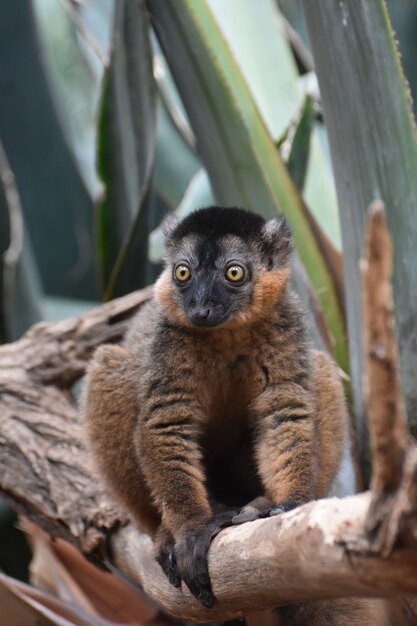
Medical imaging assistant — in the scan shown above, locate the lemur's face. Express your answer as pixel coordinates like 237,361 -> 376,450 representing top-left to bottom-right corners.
168,234 -> 260,328
155,207 -> 293,330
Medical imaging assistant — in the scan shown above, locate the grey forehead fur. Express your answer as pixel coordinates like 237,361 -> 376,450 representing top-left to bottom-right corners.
165,233 -> 201,265
165,233 -> 261,268
163,210 -> 292,266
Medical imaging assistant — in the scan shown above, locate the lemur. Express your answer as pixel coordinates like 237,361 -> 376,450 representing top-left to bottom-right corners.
82,206 -> 382,624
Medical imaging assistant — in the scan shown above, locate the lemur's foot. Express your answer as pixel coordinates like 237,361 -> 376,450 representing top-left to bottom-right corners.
232,496 -> 298,525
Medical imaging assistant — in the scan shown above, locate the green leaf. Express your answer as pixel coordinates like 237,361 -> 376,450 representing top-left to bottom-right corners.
303,0 -> 417,462
153,40 -> 196,151
146,0 -> 347,372
285,94 -> 314,191
97,0 -> 157,298
0,2 -> 96,299
207,0 -> 300,138
152,41 -> 203,211
149,168 -> 214,263
207,0 -> 341,248
153,101 -> 202,211
32,0 -> 111,201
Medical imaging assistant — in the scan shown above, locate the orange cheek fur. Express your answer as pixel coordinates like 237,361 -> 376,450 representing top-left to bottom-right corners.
154,270 -> 189,326
233,267 -> 291,327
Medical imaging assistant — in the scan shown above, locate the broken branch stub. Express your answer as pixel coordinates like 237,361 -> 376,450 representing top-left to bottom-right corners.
361,201 -> 417,555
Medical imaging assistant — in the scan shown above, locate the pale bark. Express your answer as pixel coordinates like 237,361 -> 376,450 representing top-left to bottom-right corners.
113,493 -> 417,622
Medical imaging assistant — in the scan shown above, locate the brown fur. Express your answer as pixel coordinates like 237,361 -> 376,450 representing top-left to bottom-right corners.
83,266 -> 347,535
154,269 -> 189,328
82,209 -> 377,622
313,350 -> 347,497
83,299 -> 345,526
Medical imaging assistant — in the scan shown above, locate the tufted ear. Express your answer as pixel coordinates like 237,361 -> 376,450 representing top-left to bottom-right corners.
261,215 -> 293,268
162,213 -> 180,240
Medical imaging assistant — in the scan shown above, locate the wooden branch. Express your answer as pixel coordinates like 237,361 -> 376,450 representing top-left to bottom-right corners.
0,286 -> 152,386
360,201 -> 417,556
0,287 -> 152,554
112,494 -> 417,622
361,201 -> 407,494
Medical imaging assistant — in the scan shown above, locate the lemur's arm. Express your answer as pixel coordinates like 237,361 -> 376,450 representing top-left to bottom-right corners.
137,392 -> 211,532
253,379 -> 319,508
137,370 -> 235,608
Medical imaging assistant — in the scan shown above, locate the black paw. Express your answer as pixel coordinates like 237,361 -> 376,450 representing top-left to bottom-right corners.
156,536 -> 181,588
175,511 -> 237,608
175,529 -> 214,607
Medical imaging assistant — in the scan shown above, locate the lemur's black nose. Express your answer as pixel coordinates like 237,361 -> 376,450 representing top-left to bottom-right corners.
200,309 -> 211,320
189,307 -> 212,325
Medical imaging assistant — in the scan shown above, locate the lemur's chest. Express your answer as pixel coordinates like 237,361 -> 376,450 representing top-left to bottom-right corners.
194,334 -> 266,423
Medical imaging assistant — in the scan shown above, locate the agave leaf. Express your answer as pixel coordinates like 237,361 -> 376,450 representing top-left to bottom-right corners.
0,2 -> 96,299
67,0 -> 115,61
280,97 -> 343,297
32,0 -> 110,202
153,41 -> 196,151
153,101 -> 201,212
207,0 -> 299,138
281,95 -> 344,313
207,0 -> 340,248
149,168 -> 214,263
97,0 -> 157,298
152,39 -> 204,211
146,0 -> 347,370
303,0 -> 417,464
283,94 -> 314,191
149,94 -> 314,264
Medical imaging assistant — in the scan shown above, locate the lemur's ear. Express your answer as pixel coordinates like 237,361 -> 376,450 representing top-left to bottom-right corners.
162,213 -> 180,240
261,215 -> 293,268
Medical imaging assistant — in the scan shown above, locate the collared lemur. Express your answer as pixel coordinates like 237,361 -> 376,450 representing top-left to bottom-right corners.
83,206 -> 390,624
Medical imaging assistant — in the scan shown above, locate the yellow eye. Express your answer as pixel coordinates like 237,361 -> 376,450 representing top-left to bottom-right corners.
175,264 -> 191,282
225,265 -> 245,283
